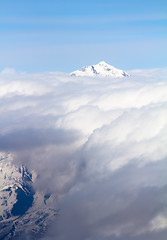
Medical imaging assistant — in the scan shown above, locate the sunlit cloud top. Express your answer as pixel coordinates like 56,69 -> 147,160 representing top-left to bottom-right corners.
0,67 -> 167,239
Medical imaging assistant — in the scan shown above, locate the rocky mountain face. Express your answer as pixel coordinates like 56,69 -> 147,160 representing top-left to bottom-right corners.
0,152 -> 57,240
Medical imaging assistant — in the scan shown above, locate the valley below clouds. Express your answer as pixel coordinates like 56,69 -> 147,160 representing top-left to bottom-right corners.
0,68 -> 167,239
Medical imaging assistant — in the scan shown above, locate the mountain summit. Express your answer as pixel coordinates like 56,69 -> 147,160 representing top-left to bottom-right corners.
70,61 -> 129,78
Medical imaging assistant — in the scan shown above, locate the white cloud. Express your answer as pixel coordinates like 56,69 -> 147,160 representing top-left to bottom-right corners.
1,67 -> 16,75
0,68 -> 167,239
150,215 -> 167,231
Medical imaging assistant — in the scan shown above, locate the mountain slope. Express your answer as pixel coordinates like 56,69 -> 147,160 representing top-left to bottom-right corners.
0,152 -> 58,239
70,61 -> 129,78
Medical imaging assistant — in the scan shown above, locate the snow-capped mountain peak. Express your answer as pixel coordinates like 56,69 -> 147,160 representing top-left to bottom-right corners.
98,61 -> 108,65
70,61 -> 129,78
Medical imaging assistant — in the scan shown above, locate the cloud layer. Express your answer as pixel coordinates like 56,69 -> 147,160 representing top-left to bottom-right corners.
0,67 -> 167,239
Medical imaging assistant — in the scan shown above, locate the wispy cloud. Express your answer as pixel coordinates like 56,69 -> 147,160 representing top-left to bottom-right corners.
1,14 -> 167,25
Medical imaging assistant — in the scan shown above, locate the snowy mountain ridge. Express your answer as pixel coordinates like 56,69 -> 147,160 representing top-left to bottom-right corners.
70,61 -> 129,78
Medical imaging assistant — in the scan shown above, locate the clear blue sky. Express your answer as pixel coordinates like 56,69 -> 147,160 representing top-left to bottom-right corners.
0,0 -> 167,72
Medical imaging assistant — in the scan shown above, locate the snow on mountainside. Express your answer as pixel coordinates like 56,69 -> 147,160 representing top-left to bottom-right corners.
70,61 -> 129,78
0,152 -> 58,239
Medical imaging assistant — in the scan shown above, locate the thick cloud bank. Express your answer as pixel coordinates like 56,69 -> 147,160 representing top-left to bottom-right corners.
0,67 -> 167,239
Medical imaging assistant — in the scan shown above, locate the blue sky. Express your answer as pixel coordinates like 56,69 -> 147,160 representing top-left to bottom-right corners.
0,0 -> 167,72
